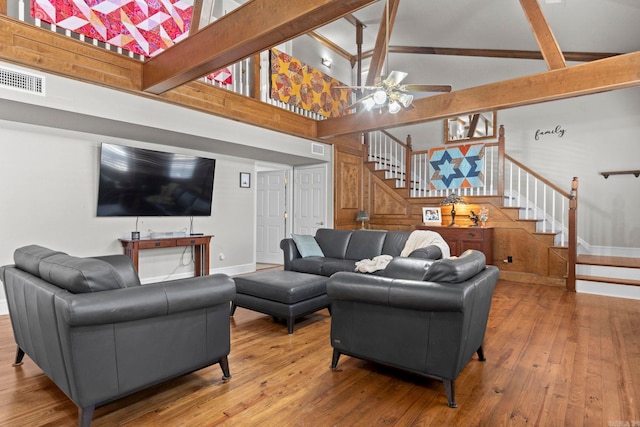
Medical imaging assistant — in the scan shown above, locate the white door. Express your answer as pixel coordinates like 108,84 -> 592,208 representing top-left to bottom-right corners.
256,170 -> 287,264
294,165 -> 327,235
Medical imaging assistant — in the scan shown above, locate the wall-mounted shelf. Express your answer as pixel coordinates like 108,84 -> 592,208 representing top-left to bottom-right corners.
600,170 -> 640,179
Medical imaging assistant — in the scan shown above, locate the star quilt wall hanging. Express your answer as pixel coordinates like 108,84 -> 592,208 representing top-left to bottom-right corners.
31,0 -> 193,57
429,143 -> 485,190
270,48 -> 353,118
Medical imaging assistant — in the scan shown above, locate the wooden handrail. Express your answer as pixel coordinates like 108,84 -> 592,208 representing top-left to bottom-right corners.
381,130 -> 410,148
505,153 -> 571,199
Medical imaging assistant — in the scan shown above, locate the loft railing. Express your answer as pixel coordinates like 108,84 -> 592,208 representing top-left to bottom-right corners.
365,126 -> 573,246
7,2 -> 327,120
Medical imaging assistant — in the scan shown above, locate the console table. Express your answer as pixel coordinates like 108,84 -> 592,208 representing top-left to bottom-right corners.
416,225 -> 493,264
120,235 -> 213,276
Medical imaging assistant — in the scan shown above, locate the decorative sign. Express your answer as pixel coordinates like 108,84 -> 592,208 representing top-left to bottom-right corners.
535,125 -> 566,140
429,144 -> 485,190
31,0 -> 193,57
269,48 -> 352,118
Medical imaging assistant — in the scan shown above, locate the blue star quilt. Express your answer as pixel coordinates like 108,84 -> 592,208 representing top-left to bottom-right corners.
429,144 -> 485,190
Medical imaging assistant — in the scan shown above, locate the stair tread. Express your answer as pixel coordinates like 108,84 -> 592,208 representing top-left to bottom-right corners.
577,254 -> 640,269
576,275 -> 640,287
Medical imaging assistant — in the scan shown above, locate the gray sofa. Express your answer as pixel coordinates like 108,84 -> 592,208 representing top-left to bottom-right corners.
0,245 -> 236,427
280,228 -> 443,277
328,250 -> 499,408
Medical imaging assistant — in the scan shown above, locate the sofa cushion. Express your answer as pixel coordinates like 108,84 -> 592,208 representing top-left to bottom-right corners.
13,245 -> 67,278
291,234 -> 325,258
39,254 -> 128,293
383,257 -> 435,281
321,259 -> 358,276
381,231 -> 411,257
315,229 -> 352,259
423,250 -> 486,283
345,230 -> 387,261
290,257 -> 327,275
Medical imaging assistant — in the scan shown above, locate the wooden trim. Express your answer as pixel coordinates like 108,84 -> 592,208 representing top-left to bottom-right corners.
519,0 -> 566,69
505,153 -> 571,198
567,177 -> 578,291
497,125 -> 505,203
381,130 -> 408,147
189,0 -> 205,34
362,46 -> 620,62
142,0 -> 376,94
316,51 -> 640,138
0,0 -> 7,16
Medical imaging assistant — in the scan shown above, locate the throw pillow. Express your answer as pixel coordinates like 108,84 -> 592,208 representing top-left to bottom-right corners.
291,234 -> 325,258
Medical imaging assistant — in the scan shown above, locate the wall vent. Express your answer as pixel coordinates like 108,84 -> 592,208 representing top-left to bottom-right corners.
0,66 -> 45,96
311,143 -> 325,156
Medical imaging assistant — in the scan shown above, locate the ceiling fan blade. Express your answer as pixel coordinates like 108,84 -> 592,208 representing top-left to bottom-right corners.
402,84 -> 452,93
346,93 -> 374,110
335,85 -> 379,91
383,70 -> 408,86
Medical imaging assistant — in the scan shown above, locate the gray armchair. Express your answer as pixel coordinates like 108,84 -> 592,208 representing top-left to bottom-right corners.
1,245 -> 236,427
327,250 -> 499,408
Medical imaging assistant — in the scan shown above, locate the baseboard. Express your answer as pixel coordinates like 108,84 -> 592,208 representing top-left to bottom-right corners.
140,263 -> 256,284
0,300 -> 8,316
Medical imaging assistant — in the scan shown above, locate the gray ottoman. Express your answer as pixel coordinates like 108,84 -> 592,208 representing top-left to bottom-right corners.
231,270 -> 330,334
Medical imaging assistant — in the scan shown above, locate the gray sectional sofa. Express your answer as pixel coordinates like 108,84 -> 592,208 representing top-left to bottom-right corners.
280,228 -> 444,276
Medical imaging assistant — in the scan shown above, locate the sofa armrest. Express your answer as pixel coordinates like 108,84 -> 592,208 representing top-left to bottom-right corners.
280,238 -> 301,270
56,274 -> 236,327
408,245 -> 442,260
327,271 -> 471,313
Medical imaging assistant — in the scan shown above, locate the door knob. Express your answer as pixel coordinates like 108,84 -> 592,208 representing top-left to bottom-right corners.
317,221 -> 324,226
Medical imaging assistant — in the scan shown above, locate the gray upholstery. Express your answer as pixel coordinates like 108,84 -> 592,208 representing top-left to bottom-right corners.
1,245 -> 236,427
281,228 -> 443,277
327,250 -> 499,408
232,270 -> 329,334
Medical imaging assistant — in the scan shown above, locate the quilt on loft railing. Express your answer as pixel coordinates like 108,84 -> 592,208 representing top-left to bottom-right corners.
429,143 -> 485,190
30,0 -> 193,57
269,48 -> 352,118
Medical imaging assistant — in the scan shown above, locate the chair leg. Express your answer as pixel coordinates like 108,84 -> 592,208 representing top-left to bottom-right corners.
12,346 -> 24,367
219,356 -> 231,381
443,379 -> 458,408
330,349 -> 341,370
78,405 -> 95,427
477,345 -> 486,362
287,317 -> 295,334
230,302 -> 237,317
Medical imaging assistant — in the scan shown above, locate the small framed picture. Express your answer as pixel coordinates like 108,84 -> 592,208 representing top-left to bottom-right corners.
240,172 -> 251,188
422,207 -> 442,225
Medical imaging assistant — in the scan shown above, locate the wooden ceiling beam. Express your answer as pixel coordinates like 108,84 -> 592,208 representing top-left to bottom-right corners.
361,46 -> 620,62
316,50 -> 640,138
142,0 -> 376,94
365,0 -> 400,86
306,31 -> 355,63
519,0 -> 566,69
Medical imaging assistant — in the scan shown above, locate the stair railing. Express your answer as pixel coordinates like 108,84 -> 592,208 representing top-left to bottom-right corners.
366,131 -> 409,188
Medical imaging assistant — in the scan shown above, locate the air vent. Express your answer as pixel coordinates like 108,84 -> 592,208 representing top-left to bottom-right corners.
311,143 -> 325,156
0,66 -> 45,95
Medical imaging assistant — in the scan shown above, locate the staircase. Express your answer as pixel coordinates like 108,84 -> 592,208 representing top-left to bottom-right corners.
576,255 -> 640,299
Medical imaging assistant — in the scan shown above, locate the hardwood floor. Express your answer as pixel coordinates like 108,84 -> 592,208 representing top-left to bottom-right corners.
1,280 -> 639,426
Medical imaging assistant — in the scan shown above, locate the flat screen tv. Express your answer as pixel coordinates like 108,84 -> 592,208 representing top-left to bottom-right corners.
97,143 -> 216,216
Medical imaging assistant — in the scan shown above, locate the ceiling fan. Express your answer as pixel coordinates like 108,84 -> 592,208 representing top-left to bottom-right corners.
341,71 -> 452,114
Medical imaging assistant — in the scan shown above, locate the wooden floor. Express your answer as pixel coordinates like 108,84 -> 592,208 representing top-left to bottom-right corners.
1,280 -> 639,426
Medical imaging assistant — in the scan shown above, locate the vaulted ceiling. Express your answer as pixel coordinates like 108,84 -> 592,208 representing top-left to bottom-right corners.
147,0 -> 640,142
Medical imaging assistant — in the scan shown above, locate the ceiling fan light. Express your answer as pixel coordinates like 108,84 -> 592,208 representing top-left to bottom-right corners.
388,100 -> 401,114
398,93 -> 414,108
362,97 -> 376,111
373,89 -> 387,105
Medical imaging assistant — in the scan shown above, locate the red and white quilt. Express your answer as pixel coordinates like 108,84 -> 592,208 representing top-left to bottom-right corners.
31,0 -> 193,57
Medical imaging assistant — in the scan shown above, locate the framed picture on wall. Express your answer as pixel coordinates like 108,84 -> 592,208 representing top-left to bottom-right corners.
240,172 -> 251,188
422,207 -> 442,225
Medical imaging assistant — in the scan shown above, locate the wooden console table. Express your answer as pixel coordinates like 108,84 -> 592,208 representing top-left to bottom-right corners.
416,225 -> 493,264
120,235 -> 212,276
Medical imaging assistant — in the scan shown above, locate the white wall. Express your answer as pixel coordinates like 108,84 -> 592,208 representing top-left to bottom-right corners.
0,120 -> 256,281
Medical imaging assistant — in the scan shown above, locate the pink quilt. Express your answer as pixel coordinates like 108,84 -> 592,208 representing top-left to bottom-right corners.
31,0 -> 193,57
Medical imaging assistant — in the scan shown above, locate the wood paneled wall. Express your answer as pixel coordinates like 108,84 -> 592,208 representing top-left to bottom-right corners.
333,144 -> 366,229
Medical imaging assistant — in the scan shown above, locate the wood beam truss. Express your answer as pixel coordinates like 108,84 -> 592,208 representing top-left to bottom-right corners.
519,0 -> 566,69
142,0 -> 376,94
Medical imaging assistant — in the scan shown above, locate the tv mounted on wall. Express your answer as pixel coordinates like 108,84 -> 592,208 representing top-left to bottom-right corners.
97,143 -> 216,217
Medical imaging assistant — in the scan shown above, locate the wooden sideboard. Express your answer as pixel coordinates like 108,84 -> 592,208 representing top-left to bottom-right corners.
416,225 -> 494,264
120,235 -> 212,276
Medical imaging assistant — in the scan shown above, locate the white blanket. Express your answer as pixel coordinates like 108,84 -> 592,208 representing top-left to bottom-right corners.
355,254 -> 393,273
400,230 -> 451,258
